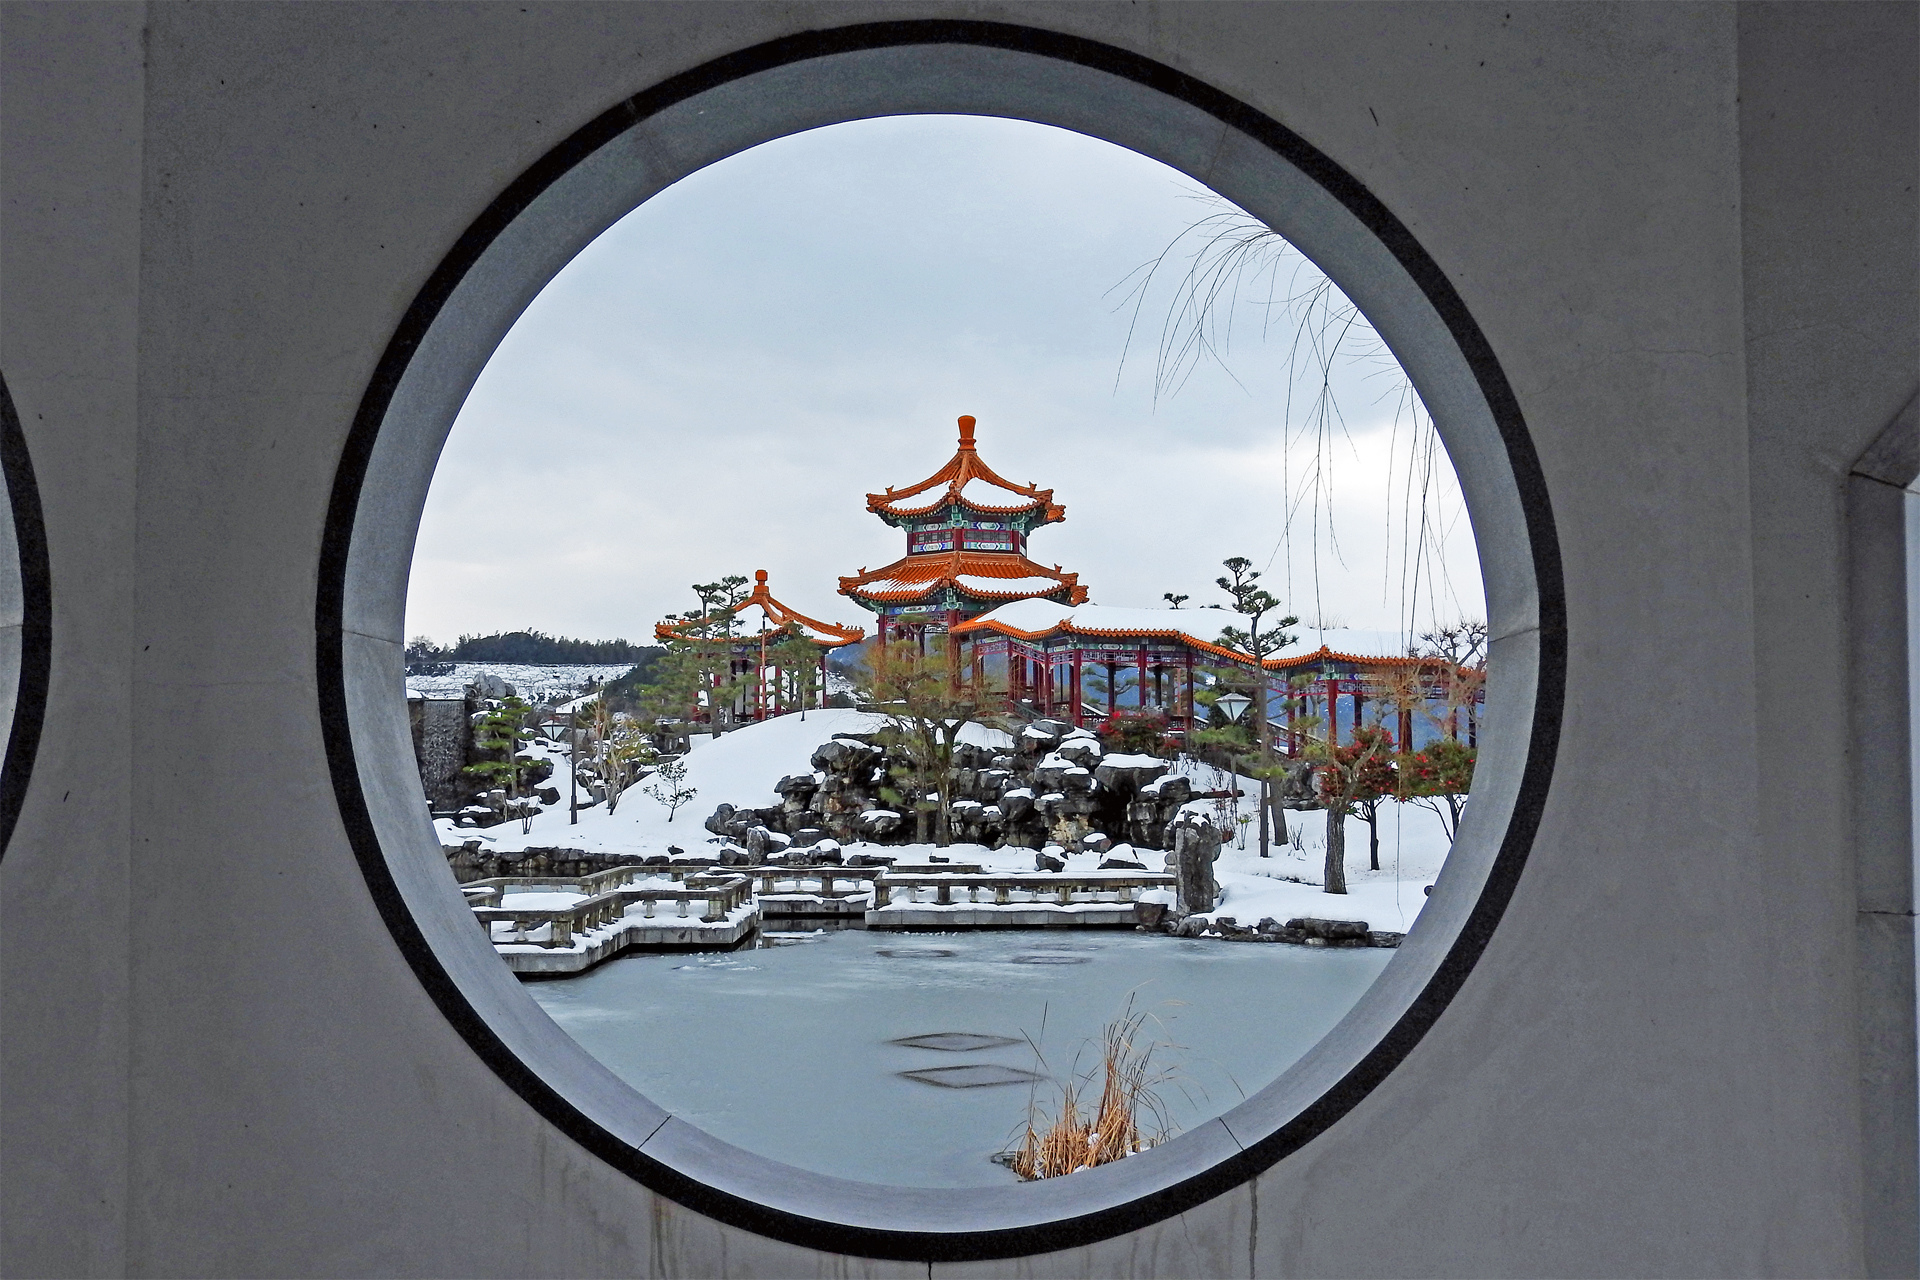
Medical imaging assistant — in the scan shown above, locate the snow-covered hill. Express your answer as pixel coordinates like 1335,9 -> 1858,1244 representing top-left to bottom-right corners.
438,708 -> 1011,856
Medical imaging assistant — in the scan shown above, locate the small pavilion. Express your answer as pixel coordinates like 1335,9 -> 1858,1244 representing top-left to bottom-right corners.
654,570 -> 865,724
838,415 -> 1087,662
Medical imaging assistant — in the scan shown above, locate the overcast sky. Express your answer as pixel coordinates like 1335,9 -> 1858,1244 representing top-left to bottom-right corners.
408,115 -> 1482,649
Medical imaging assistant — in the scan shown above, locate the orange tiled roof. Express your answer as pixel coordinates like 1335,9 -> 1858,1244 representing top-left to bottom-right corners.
867,416 -> 1065,524
656,570 -> 865,648
1268,644 -> 1426,672
838,550 -> 1088,608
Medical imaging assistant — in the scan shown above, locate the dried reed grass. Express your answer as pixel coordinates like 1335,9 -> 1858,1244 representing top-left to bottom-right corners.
1003,998 -> 1175,1180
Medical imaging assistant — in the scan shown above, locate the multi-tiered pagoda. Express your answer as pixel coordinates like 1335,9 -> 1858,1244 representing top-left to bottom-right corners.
838,416 -> 1087,650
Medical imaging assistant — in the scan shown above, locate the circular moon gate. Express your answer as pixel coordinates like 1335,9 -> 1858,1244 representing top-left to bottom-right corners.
318,23 -> 1563,1262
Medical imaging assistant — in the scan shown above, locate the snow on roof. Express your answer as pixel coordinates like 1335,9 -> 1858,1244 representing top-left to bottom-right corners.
957,475 -> 1035,510
1278,626 -> 1419,665
956,602 -> 1424,668
954,574 -> 1067,594
656,570 -> 864,649
839,550 -> 1087,606
866,416 -> 1065,524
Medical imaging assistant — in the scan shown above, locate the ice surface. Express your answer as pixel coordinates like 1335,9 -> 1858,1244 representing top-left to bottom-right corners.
527,927 -> 1391,1187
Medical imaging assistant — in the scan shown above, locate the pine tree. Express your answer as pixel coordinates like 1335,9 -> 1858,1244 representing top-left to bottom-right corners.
1209,557 -> 1298,855
857,637 -> 1000,847
464,696 -> 540,830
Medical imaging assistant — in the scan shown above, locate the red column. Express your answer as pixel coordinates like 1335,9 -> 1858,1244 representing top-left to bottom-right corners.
1070,650 -> 1083,728
1136,649 -> 1148,713
1183,650 -> 1194,729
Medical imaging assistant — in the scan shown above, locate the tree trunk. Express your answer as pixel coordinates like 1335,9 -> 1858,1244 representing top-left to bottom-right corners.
1254,689 -> 1272,859
1366,804 -> 1380,871
1324,803 -> 1349,894
1258,777 -> 1269,856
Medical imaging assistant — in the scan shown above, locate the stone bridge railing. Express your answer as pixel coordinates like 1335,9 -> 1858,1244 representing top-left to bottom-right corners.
748,864 -> 884,899
467,872 -> 753,948
871,870 -> 1176,909
746,862 -> 984,898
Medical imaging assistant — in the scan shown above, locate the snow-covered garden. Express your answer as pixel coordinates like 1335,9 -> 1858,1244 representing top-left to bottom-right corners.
434,704 -> 1453,937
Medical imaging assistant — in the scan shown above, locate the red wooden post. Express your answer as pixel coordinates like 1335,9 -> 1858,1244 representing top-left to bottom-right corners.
1136,649 -> 1148,713
1070,650 -> 1083,727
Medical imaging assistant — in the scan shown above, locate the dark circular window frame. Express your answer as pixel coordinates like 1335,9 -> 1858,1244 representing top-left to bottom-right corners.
317,21 -> 1564,1263
0,370 -> 53,861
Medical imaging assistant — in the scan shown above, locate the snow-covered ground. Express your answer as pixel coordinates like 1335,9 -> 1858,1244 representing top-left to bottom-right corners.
438,707 -> 1012,855
441,708 -> 1455,934
405,661 -> 636,702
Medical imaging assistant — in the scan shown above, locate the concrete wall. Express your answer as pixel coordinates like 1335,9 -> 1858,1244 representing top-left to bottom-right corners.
1,3 -> 1914,1276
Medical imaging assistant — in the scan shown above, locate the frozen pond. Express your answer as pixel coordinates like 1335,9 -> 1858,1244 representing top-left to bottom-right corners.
527,928 -> 1392,1187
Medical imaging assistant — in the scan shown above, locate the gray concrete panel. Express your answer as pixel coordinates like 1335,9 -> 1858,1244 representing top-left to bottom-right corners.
0,4 -> 146,1276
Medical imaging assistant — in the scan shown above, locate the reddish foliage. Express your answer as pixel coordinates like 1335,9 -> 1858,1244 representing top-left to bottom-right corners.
1316,725 -> 1398,803
1397,737 -> 1476,796
1098,708 -> 1174,756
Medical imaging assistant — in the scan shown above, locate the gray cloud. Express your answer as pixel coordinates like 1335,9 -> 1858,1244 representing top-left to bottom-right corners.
410,116 -> 1482,647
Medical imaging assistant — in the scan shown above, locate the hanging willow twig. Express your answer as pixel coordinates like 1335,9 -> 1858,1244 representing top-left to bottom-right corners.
1108,194 -> 1473,644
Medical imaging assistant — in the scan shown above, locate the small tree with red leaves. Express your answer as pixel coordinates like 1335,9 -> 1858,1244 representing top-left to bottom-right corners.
1310,723 -> 1397,895
1397,737 -> 1475,842
1330,726 -> 1400,872
1098,708 -> 1174,756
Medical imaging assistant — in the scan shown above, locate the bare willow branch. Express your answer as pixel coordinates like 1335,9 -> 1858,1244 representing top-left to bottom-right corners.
1112,192 -> 1475,642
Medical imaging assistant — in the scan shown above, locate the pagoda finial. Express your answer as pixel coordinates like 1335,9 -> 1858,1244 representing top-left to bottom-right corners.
957,414 -> 976,450
755,569 -> 768,585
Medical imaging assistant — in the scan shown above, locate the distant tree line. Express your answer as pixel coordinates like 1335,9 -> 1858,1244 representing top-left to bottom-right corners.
406,631 -> 664,667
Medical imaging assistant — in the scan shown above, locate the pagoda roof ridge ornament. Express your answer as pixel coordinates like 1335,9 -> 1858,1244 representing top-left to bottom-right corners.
864,414 -> 1066,524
